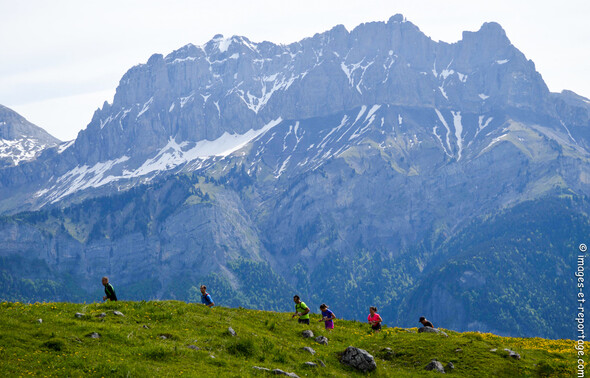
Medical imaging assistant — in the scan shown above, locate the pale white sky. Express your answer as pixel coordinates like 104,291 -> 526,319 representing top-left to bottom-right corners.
1,0 -> 589,141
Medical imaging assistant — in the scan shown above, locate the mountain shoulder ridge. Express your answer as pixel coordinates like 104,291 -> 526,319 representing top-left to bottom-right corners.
0,300 -> 575,377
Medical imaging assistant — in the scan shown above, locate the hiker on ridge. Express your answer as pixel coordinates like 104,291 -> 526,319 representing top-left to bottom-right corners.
291,295 -> 310,325
319,303 -> 336,331
102,277 -> 117,302
200,285 -> 215,307
419,316 -> 434,328
368,306 -> 382,332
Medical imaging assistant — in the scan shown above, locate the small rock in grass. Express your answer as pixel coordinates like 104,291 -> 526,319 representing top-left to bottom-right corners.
112,310 -> 124,316
96,313 -> 106,318
253,366 -> 270,372
303,362 -> 317,367
490,348 -> 497,352
302,346 -> 316,355
382,348 -> 395,360
142,325 -> 150,329
418,326 -> 448,337
455,348 -> 462,353
228,327 -> 237,336
272,369 -> 300,377
75,312 -> 85,318
85,332 -> 100,339
318,360 -> 326,367
424,359 -> 445,373
445,362 -> 455,371
302,330 -> 314,338
36,319 -> 42,324
315,336 -> 328,345
187,345 -> 200,350
503,348 -> 521,360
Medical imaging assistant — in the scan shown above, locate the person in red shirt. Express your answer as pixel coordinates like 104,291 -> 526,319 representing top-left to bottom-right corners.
367,306 -> 382,332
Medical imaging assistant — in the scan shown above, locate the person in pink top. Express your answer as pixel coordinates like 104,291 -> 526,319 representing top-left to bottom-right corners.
367,306 -> 382,332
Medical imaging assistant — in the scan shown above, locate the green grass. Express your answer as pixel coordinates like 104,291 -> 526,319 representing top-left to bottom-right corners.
0,301 -> 577,377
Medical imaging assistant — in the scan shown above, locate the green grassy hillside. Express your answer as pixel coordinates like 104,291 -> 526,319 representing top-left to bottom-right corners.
0,301 -> 576,377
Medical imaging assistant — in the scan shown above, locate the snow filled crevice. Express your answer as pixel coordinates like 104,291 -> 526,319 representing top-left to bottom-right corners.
433,126 -> 452,157
451,111 -> 464,160
473,115 -> 493,141
137,97 -> 153,119
482,133 -> 509,153
318,115 -> 349,149
236,72 -> 304,114
435,109 -> 453,154
559,119 -> 577,143
341,58 -> 374,94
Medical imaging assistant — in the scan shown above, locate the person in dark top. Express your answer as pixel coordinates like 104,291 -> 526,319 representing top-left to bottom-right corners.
102,276 -> 117,301
419,316 -> 434,328
200,285 -> 214,307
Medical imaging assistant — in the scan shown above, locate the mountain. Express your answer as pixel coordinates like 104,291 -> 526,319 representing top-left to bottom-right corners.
1,15 -> 588,212
0,15 -> 589,339
0,104 -> 61,168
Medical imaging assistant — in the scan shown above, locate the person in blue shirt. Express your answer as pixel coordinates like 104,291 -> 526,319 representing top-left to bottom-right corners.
200,285 -> 214,307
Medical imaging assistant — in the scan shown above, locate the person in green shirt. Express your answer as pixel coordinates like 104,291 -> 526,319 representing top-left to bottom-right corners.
291,295 -> 310,325
102,276 -> 117,302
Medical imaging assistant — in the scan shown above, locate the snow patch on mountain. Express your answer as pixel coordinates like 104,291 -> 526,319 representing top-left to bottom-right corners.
482,133 -> 509,153
41,155 -> 131,203
58,140 -> 75,154
36,118 -> 283,203
0,138 -> 53,166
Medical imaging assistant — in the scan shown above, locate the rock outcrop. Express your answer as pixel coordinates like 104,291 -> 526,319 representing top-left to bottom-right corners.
340,346 -> 377,372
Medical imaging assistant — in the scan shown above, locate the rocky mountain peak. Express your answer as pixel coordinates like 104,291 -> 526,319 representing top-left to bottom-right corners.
476,21 -> 508,38
0,104 -> 61,168
0,105 -> 57,143
387,13 -> 406,23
